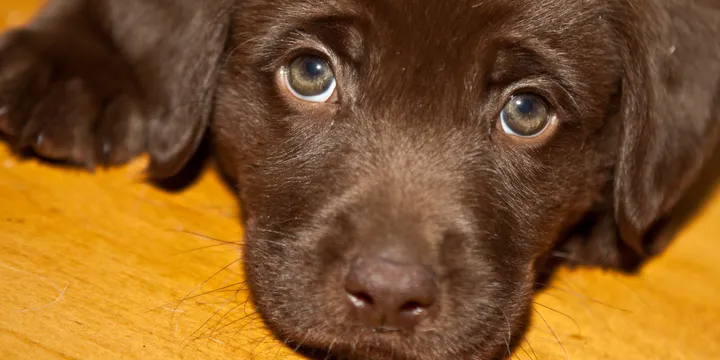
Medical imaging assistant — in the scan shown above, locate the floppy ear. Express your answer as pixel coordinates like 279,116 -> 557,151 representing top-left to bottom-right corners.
131,1 -> 233,178
613,5 -> 720,258
88,0 -> 233,178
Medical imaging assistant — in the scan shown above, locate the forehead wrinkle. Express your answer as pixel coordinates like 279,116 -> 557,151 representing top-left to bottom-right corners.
234,0 -> 365,55
356,0 -> 615,116
355,1 -> 524,91
358,0 -> 612,65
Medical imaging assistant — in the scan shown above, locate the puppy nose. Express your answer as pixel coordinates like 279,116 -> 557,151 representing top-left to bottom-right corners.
344,257 -> 439,331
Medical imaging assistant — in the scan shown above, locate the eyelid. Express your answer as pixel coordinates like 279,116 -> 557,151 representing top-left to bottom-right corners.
259,32 -> 339,74
493,77 -> 578,122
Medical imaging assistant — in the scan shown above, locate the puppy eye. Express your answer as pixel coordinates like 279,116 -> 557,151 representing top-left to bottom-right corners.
499,93 -> 552,138
283,55 -> 337,103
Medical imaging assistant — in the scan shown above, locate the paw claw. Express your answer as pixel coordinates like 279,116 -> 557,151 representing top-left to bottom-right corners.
33,132 -> 57,158
98,139 -> 113,167
102,140 -> 111,158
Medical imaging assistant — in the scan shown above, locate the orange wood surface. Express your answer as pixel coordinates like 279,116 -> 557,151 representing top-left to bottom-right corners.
1,2 -> 719,359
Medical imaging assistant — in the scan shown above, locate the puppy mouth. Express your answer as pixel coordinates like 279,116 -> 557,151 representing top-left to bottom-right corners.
285,330 -> 437,360
259,302 -> 512,360
370,326 -> 403,333
284,329 -> 502,360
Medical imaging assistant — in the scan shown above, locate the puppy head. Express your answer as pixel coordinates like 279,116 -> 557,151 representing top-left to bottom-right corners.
207,0 -> 716,358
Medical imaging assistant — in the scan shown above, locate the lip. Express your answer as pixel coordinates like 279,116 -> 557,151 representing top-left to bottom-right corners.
371,326 -> 403,333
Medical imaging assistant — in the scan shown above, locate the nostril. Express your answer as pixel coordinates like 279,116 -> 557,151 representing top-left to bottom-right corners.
399,301 -> 427,316
347,291 -> 374,308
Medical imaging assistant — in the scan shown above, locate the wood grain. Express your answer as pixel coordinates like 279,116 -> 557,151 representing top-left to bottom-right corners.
1,3 -> 719,359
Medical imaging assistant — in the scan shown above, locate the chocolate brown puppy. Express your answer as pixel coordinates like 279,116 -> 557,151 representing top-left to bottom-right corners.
1,1 -> 719,359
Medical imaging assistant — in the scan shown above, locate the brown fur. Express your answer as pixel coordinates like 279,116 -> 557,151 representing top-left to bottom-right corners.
1,1 -> 719,359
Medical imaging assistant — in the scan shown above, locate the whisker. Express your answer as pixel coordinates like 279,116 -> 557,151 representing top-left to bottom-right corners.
204,308 -> 258,339
517,343 -> 533,360
182,242 -> 243,253
177,229 -> 239,244
538,283 -> 631,312
497,306 -> 513,358
275,338 -> 290,360
524,336 -> 539,360
252,227 -> 301,241
249,332 -> 275,357
208,293 -> 252,336
532,301 -> 581,334
607,274 -> 651,308
292,332 -> 312,354
189,282 -> 247,301
171,258 -> 242,324
173,229 -> 245,253
323,338 -> 338,360
533,307 -> 570,360
184,290 -> 241,343
539,290 -> 606,330
145,281 -> 246,315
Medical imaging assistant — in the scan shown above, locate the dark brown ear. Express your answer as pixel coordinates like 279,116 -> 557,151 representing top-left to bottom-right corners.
613,5 -> 720,258
126,1 -> 232,178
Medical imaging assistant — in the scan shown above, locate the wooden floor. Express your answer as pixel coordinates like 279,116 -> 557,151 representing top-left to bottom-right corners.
1,3 -> 720,360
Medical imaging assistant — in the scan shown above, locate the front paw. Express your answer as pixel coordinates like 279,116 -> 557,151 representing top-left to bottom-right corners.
0,28 -> 147,169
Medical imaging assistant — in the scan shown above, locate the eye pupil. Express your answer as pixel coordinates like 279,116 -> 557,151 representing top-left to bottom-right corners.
304,60 -> 325,77
515,98 -> 535,115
